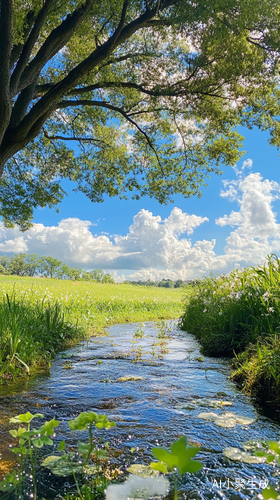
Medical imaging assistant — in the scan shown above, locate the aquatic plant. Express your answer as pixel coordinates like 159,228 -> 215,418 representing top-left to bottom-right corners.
133,324 -> 145,338
150,436 -> 203,500
0,410 -> 117,500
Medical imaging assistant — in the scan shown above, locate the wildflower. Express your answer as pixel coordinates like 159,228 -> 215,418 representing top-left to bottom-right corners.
262,291 -> 270,302
218,312 -> 222,316
203,308 -> 207,313
268,307 -> 275,313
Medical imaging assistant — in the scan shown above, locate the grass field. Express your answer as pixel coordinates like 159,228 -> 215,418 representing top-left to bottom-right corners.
0,276 -> 185,378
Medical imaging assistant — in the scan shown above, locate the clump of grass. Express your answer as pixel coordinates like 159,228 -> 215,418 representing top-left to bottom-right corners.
231,336 -> 280,406
180,254 -> 280,356
0,292 -> 82,379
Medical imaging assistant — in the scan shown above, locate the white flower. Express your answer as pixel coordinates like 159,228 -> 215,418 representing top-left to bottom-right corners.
106,474 -> 169,500
203,308 -> 207,313
268,307 -> 275,313
218,312 -> 222,316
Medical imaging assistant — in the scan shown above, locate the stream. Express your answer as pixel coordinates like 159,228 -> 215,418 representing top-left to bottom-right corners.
0,321 -> 280,499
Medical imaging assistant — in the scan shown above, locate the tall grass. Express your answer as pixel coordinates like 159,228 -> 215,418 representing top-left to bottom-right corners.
180,254 -> 280,406
0,293 -> 80,379
180,254 -> 280,356
0,279 -> 184,378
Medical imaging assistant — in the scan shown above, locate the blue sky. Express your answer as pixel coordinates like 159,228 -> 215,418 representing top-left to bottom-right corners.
0,126 -> 280,281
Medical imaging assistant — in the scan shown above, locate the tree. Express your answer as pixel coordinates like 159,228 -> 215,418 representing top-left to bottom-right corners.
90,269 -> 105,282
24,253 -> 40,276
8,253 -> 28,275
102,273 -> 115,283
0,0 -> 280,229
0,255 -> 10,273
39,256 -> 62,278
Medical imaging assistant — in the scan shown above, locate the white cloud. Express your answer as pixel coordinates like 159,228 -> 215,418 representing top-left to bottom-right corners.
0,167 -> 279,280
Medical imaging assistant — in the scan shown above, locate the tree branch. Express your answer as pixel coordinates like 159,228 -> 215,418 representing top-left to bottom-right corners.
0,0 -> 13,141
57,99 -> 165,173
10,9 -> 37,67
11,0 -> 56,95
43,128 -> 108,145
5,0 -> 175,150
15,0 -> 94,95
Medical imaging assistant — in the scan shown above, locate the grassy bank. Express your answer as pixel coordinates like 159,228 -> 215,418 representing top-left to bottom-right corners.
180,254 -> 280,407
0,276 -> 184,378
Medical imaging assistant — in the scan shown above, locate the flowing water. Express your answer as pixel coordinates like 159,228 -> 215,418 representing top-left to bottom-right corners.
0,321 -> 280,499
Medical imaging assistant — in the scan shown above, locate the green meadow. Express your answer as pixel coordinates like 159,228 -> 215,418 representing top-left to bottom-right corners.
0,276 -> 184,378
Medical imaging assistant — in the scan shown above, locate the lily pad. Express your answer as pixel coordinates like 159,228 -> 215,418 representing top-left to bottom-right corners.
223,447 -> 266,464
41,454 -> 82,477
214,416 -> 236,428
127,464 -> 159,477
179,398 -> 233,410
198,411 -> 254,428
198,412 -> 219,421
116,376 -> 143,382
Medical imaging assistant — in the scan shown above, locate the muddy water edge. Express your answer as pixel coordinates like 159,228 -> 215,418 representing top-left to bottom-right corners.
0,321 -> 280,499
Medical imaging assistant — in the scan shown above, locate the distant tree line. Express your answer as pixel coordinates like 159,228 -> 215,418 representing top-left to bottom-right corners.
0,254 -> 114,283
123,278 -> 200,288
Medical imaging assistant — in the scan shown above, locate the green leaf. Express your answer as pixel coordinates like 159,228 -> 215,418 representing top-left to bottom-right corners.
41,454 -> 82,477
58,440 -> 65,452
33,438 -> 44,448
40,436 -> 53,446
150,461 -> 168,473
69,412 -> 97,431
151,436 -> 202,476
9,412 -> 43,424
262,486 -> 280,500
40,419 -> 60,436
9,430 -> 18,438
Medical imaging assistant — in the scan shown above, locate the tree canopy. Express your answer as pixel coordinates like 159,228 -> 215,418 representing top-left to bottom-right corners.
0,0 -> 280,229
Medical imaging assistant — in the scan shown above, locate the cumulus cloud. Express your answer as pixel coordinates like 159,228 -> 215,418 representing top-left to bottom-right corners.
0,164 -> 280,280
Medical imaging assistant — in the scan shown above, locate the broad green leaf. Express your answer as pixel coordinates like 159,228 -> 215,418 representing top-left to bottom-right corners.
58,440 -> 65,452
41,454 -> 82,477
151,436 -> 202,476
40,419 -> 60,436
9,412 -> 43,424
33,438 -> 44,448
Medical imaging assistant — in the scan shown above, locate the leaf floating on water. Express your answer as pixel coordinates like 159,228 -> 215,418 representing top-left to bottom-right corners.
223,447 -> 266,464
198,412 -> 219,421
214,417 -> 236,428
116,376 -> 143,382
41,454 -> 82,477
127,464 -> 158,477
198,411 -> 254,428
178,398 -> 233,410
